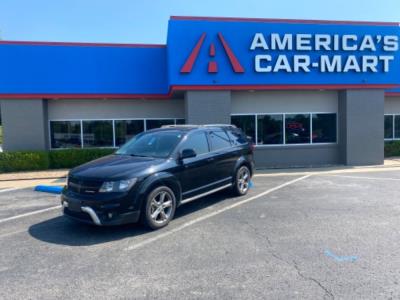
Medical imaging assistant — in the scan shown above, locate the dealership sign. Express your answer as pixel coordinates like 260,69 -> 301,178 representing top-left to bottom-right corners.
167,18 -> 400,87
250,33 -> 398,73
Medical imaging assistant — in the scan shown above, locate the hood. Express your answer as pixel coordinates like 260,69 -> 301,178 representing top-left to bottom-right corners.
70,154 -> 166,180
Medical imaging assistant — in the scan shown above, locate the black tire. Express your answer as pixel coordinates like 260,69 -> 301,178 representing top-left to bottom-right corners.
232,165 -> 251,196
141,186 -> 176,230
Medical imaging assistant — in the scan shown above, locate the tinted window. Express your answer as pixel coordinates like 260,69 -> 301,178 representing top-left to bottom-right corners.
312,114 -> 337,143
50,121 -> 81,149
82,121 -> 113,147
231,115 -> 255,142
181,132 -> 209,155
257,115 -> 283,145
146,119 -> 175,130
227,128 -> 248,145
115,120 -> 144,147
175,119 -> 186,125
209,130 -> 231,151
385,115 -> 394,139
394,116 -> 400,139
285,114 -> 311,144
116,130 -> 183,158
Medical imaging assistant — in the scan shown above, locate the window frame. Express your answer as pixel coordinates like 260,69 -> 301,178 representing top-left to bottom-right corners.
383,114 -> 400,141
231,112 -> 338,147
48,117 -> 185,150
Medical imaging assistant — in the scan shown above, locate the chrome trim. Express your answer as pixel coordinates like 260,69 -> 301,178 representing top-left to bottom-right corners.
182,177 -> 232,196
81,206 -> 101,226
180,183 -> 232,205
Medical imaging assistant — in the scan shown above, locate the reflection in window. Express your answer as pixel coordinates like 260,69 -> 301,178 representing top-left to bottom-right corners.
285,114 -> 311,144
115,120 -> 144,147
50,121 -> 81,149
146,119 -> 175,130
395,116 -> 400,139
257,115 -> 283,145
385,115 -> 394,139
181,132 -> 209,155
312,114 -> 337,143
82,120 -> 113,148
209,130 -> 231,151
231,115 -> 255,142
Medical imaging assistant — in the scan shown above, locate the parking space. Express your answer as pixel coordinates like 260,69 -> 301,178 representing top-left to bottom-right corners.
0,169 -> 400,299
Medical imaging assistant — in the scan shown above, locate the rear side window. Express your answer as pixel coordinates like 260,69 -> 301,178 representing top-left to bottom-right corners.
209,130 -> 231,151
180,132 -> 209,155
227,128 -> 248,146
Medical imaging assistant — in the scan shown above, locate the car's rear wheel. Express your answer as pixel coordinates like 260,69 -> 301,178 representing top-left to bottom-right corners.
232,165 -> 251,196
142,186 -> 176,230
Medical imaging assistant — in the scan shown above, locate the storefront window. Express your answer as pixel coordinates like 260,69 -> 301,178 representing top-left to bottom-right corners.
82,120 -> 113,147
285,114 -> 311,144
50,121 -> 81,149
115,120 -> 144,147
384,115 -> 394,139
176,119 -> 185,125
231,115 -> 255,142
257,114 -> 283,145
394,116 -> 400,139
312,114 -> 337,143
146,119 -> 175,130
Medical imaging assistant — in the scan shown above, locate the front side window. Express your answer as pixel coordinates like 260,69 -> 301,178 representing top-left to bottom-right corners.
50,121 -> 81,149
115,120 -> 144,147
82,120 -> 113,148
257,114 -> 283,145
385,115 -> 394,139
180,132 -> 209,155
146,119 -> 175,130
285,114 -> 311,144
116,130 -> 183,158
312,114 -> 337,143
231,115 -> 255,142
209,130 -> 231,151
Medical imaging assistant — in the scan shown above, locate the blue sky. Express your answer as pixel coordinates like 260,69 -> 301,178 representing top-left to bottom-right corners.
0,0 -> 399,44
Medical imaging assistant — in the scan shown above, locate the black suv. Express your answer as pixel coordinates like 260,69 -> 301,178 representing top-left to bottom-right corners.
62,125 -> 254,230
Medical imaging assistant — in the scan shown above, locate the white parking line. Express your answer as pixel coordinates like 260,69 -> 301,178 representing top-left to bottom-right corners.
125,174 -> 311,251
0,188 -> 21,193
0,205 -> 61,224
327,174 -> 400,181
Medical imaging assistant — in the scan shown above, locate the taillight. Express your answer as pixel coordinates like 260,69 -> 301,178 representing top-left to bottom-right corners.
249,142 -> 255,152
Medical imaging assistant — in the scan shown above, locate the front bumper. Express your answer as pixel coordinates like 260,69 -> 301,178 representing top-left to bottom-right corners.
61,191 -> 141,226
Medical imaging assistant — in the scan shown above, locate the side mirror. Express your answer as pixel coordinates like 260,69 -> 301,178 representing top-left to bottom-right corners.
180,148 -> 197,160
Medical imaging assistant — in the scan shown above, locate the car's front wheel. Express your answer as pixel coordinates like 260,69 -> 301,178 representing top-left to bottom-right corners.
142,186 -> 176,230
232,165 -> 251,196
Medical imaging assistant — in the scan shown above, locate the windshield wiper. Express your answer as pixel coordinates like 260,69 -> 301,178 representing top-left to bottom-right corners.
129,154 -> 150,158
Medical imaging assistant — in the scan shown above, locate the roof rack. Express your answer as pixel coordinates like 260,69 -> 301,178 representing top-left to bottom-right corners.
161,124 -> 237,128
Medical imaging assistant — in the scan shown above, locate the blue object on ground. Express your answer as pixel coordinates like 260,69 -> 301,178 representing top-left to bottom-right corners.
249,180 -> 254,188
324,250 -> 358,262
34,185 -> 63,194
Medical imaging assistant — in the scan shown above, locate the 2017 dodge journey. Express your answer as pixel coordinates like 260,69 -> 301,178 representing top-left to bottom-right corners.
61,124 -> 254,230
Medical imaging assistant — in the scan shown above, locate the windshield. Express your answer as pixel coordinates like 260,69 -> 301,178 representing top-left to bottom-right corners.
116,130 -> 183,158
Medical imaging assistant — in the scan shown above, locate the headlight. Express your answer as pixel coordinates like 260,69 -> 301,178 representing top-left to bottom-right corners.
99,178 -> 137,193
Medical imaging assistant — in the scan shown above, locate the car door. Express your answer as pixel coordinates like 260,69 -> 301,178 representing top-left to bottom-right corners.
176,131 -> 216,199
208,129 -> 237,185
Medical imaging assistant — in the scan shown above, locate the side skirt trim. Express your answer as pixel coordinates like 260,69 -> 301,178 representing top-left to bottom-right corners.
180,183 -> 232,205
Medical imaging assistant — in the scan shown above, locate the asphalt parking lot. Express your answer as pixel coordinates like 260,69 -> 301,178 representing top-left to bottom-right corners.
1,168 -> 400,299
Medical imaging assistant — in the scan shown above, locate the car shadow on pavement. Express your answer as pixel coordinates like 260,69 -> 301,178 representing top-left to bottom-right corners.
28,190 -> 234,247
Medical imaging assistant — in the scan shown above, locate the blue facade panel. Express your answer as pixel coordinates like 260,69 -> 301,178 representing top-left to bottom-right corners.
0,44 -> 169,95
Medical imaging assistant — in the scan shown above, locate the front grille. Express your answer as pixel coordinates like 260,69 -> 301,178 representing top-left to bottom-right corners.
68,175 -> 102,195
